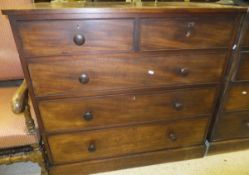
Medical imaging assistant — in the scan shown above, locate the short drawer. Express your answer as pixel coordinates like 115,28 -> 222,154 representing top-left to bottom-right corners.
140,15 -> 235,50
235,52 -> 249,81
213,111 -> 249,140
48,117 -> 208,164
29,52 -> 226,97
39,87 -> 216,132
224,83 -> 249,112
17,19 -> 133,57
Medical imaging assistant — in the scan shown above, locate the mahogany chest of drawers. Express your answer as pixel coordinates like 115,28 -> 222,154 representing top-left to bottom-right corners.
209,11 -> 249,153
3,2 -> 248,175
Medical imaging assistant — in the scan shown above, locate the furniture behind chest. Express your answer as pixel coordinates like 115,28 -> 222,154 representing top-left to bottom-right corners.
3,2 -> 248,175
208,9 -> 249,154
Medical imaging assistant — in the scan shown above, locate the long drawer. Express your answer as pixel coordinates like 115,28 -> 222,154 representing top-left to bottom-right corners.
29,52 -> 226,97
213,111 -> 249,140
16,19 -> 133,57
48,117 -> 208,164
140,15 -> 235,51
224,83 -> 249,112
39,87 -> 216,132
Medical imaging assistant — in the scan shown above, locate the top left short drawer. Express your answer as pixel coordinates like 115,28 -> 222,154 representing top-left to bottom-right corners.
16,19 -> 134,57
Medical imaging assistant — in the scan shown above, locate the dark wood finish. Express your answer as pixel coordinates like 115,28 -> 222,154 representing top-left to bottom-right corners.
2,2 -> 247,16
29,52 -> 226,97
140,15 -> 236,50
212,111 -> 249,141
49,144 -> 205,175
39,87 -> 216,133
224,83 -> 249,112
17,19 -> 133,57
3,2 -> 247,174
208,138 -> 249,155
235,52 -> 249,81
48,117 -> 208,164
241,21 -> 249,47
207,11 -> 249,155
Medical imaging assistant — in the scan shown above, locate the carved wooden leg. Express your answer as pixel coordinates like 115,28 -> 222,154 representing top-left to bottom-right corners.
0,145 -> 48,175
37,151 -> 49,175
40,160 -> 49,175
31,144 -> 49,175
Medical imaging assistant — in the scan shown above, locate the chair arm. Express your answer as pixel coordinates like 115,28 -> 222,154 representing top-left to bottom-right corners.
11,80 -> 36,134
11,80 -> 28,114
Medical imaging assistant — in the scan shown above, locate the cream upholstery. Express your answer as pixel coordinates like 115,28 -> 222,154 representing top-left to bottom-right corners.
0,87 -> 38,149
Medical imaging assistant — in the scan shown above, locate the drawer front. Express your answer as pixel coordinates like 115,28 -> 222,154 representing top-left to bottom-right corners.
224,84 -> 249,112
48,118 -> 208,164
242,35 -> 249,48
213,112 -> 249,140
241,25 -> 249,47
17,19 -> 133,57
29,52 -> 226,97
236,52 -> 249,81
140,15 -> 235,50
39,87 -> 216,132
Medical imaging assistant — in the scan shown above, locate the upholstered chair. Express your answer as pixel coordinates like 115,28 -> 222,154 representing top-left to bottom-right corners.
0,0 -> 48,174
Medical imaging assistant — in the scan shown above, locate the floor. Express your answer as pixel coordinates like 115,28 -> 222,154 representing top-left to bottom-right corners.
0,150 -> 248,175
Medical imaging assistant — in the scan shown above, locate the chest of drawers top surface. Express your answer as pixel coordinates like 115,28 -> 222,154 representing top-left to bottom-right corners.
2,2 -> 246,15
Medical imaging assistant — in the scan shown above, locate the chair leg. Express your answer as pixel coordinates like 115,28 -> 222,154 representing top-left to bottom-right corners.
0,144 -> 49,175
37,151 -> 48,175
31,144 -> 49,175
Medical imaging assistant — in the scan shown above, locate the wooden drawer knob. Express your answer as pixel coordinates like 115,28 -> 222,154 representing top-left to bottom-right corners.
177,68 -> 189,76
173,101 -> 183,111
83,111 -> 93,121
88,142 -> 96,153
73,34 -> 85,46
79,73 -> 89,84
168,132 -> 177,141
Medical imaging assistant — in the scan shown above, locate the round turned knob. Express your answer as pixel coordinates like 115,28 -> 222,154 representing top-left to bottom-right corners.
83,111 -> 93,121
73,34 -> 85,46
177,68 -> 189,76
168,132 -> 177,141
88,142 -> 96,153
79,73 -> 89,84
173,102 -> 183,111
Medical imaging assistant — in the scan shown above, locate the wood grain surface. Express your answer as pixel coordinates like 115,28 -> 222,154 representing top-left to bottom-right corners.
140,15 -> 236,50
39,87 -> 215,133
48,117 -> 208,164
17,19 -> 133,57
29,52 -> 226,97
212,111 -> 249,140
